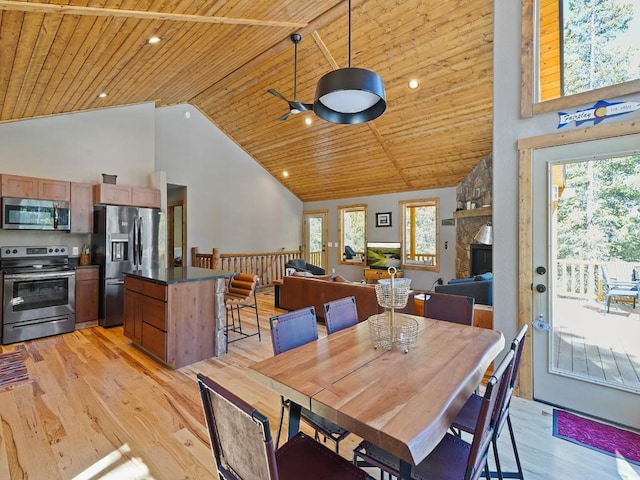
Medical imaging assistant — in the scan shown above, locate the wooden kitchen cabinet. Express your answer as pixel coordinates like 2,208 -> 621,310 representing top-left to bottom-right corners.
39,178 -> 71,201
131,187 -> 161,208
93,183 -> 161,208
0,174 -> 70,201
75,266 -> 99,324
124,276 -> 168,362
364,267 -> 404,284
1,174 -> 38,198
93,183 -> 132,206
70,182 -> 93,233
123,271 -> 228,368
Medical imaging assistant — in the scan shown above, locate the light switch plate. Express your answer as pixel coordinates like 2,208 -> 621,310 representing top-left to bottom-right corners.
72,246 -> 79,255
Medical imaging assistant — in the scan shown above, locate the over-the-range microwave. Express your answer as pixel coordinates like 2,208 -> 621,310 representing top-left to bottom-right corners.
2,197 -> 70,231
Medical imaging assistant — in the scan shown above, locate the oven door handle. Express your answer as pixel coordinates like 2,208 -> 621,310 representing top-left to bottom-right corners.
3,271 -> 76,280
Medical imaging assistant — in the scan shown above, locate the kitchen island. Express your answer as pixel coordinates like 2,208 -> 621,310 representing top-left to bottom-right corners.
123,267 -> 234,368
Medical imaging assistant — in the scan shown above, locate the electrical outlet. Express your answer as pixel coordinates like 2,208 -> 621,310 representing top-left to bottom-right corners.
437,278 -> 443,285
72,246 -> 79,255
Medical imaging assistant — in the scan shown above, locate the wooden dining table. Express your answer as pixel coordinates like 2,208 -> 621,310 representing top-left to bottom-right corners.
248,314 -> 504,479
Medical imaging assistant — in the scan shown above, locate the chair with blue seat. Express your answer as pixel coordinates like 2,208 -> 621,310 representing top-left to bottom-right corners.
353,349 -> 516,480
323,296 -> 359,335
269,307 -> 351,453
601,261 -> 640,313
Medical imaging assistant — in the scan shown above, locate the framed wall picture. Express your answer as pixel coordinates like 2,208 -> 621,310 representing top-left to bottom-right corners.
376,212 -> 392,227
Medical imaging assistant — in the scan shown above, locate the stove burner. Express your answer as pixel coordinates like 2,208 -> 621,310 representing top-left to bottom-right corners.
0,245 -> 70,272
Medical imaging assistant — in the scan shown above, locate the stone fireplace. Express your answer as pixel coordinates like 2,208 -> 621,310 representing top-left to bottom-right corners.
454,154 -> 492,279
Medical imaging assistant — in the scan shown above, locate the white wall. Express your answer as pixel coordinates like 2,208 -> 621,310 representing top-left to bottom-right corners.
0,103 -> 156,185
493,1 -> 640,344
154,105 -> 302,259
0,103 -> 156,252
304,187 -> 457,290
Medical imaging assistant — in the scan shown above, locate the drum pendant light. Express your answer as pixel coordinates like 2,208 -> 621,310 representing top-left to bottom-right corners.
313,0 -> 386,124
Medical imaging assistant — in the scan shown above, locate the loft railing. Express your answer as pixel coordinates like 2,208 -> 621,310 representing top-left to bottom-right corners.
191,247 -> 303,287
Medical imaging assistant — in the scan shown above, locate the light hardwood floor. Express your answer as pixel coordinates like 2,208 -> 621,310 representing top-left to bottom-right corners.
0,290 -> 638,479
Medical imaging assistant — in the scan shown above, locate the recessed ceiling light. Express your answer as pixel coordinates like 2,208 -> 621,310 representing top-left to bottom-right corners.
305,117 -> 312,125
147,36 -> 162,45
283,171 -> 289,178
408,79 -> 419,89
98,92 -> 108,98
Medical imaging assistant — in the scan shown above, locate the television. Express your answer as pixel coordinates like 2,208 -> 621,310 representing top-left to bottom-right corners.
366,242 -> 401,269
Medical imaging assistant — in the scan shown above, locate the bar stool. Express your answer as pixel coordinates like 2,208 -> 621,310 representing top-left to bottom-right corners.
224,273 -> 260,352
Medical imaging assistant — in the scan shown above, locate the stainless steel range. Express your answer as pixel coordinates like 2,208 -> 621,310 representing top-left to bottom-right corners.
1,246 -> 75,344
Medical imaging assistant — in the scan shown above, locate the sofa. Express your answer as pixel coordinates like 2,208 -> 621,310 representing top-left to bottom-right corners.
434,272 -> 493,305
277,274 -> 415,323
284,258 -> 326,275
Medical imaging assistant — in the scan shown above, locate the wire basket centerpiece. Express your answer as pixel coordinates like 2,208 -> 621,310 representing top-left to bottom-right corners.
370,267 -> 418,352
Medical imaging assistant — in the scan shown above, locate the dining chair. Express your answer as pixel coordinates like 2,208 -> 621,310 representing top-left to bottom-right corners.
450,324 -> 528,480
197,373 -> 367,480
269,307 -> 351,453
353,349 -> 516,480
323,296 -> 359,335
423,292 -> 475,325
225,273 -> 261,352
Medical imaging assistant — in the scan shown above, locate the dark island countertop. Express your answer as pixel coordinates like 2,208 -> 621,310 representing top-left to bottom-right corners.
125,267 -> 234,285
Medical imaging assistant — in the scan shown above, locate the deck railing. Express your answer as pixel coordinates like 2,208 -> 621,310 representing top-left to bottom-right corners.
556,260 -> 602,300
310,251 -> 322,266
555,259 -> 640,301
191,247 -> 303,287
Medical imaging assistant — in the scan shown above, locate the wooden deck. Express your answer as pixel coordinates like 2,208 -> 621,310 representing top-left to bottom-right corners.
553,296 -> 640,391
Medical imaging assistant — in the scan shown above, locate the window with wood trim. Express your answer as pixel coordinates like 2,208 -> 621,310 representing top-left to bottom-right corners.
400,199 -> 439,271
522,0 -> 640,116
338,204 -> 367,265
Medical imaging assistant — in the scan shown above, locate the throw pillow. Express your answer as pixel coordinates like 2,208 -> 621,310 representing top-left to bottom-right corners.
474,272 -> 493,282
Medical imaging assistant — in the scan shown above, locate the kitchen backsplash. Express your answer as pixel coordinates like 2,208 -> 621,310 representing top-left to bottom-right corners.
0,230 -> 90,257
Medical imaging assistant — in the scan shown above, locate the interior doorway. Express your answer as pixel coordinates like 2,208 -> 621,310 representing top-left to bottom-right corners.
167,185 -> 187,267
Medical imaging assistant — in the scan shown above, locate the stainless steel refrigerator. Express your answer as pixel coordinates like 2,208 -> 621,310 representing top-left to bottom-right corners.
93,205 -> 165,327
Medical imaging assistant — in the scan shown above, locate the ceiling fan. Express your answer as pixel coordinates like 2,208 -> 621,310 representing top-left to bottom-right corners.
268,34 -> 313,121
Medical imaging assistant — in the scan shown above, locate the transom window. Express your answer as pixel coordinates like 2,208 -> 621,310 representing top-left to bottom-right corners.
538,0 -> 640,103
522,0 -> 640,116
400,199 -> 439,271
338,204 -> 367,265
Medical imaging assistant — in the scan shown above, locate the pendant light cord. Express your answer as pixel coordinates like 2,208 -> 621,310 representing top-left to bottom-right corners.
293,40 -> 298,100
348,0 -> 352,68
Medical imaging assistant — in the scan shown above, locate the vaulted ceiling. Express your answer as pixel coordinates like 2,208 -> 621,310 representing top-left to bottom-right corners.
0,0 -> 493,202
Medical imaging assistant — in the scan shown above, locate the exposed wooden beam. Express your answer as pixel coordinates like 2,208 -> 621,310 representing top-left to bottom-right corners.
0,1 -> 308,28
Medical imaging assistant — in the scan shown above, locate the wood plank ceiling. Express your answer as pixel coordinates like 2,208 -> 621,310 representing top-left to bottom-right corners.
0,0 -> 493,202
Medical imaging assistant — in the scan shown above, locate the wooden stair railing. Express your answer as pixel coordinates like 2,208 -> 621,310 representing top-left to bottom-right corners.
191,247 -> 303,287
191,247 -> 215,269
